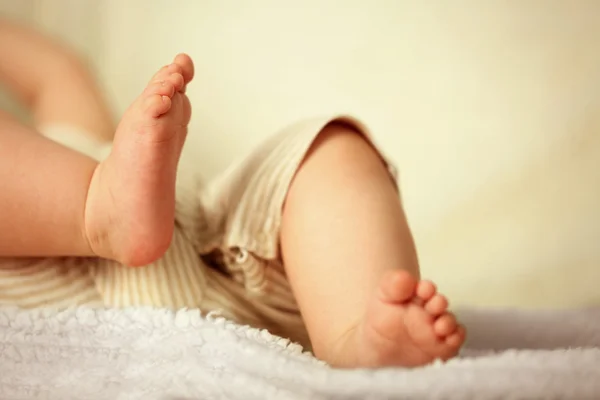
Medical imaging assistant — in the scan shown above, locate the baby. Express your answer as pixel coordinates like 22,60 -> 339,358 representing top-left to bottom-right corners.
0,20 -> 465,368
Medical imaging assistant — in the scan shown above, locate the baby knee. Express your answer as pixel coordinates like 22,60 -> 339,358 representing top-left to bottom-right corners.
301,121 -> 392,178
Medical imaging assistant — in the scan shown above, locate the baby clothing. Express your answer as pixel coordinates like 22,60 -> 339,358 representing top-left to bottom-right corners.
0,115 -> 396,347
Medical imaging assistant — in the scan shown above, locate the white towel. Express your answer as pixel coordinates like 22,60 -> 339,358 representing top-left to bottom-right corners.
0,306 -> 599,400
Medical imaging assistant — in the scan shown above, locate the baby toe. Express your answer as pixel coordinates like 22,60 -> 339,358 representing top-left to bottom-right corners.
433,313 -> 457,337
445,325 -> 466,348
169,72 -> 185,92
146,73 -> 184,97
144,94 -> 171,117
378,270 -> 417,303
166,62 -> 182,74
145,80 -> 175,98
424,294 -> 448,317
415,280 -> 436,303
149,64 -> 171,83
173,53 -> 194,83
148,62 -> 181,85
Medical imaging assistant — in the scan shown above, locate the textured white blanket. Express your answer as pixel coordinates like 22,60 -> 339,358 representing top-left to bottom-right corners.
0,307 -> 599,400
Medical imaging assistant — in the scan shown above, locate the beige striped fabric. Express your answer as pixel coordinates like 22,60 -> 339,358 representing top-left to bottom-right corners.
0,115 -> 396,348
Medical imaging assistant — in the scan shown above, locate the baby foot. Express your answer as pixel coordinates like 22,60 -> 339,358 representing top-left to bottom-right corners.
355,270 -> 465,367
84,54 -> 194,266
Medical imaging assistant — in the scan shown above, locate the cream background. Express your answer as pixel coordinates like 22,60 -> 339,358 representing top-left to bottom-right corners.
1,0 -> 599,308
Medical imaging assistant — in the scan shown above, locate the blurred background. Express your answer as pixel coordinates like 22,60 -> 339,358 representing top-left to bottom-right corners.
1,0 -> 599,309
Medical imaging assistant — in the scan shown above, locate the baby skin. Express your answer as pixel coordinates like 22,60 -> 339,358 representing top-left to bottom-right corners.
356,270 -> 465,367
84,57 -> 465,367
85,55 -> 194,266
0,48 -> 464,368
82,57 -> 464,368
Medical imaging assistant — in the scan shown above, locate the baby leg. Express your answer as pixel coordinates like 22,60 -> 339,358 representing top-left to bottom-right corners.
280,122 -> 465,368
0,19 -> 115,140
0,110 -> 98,257
0,55 -> 194,266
